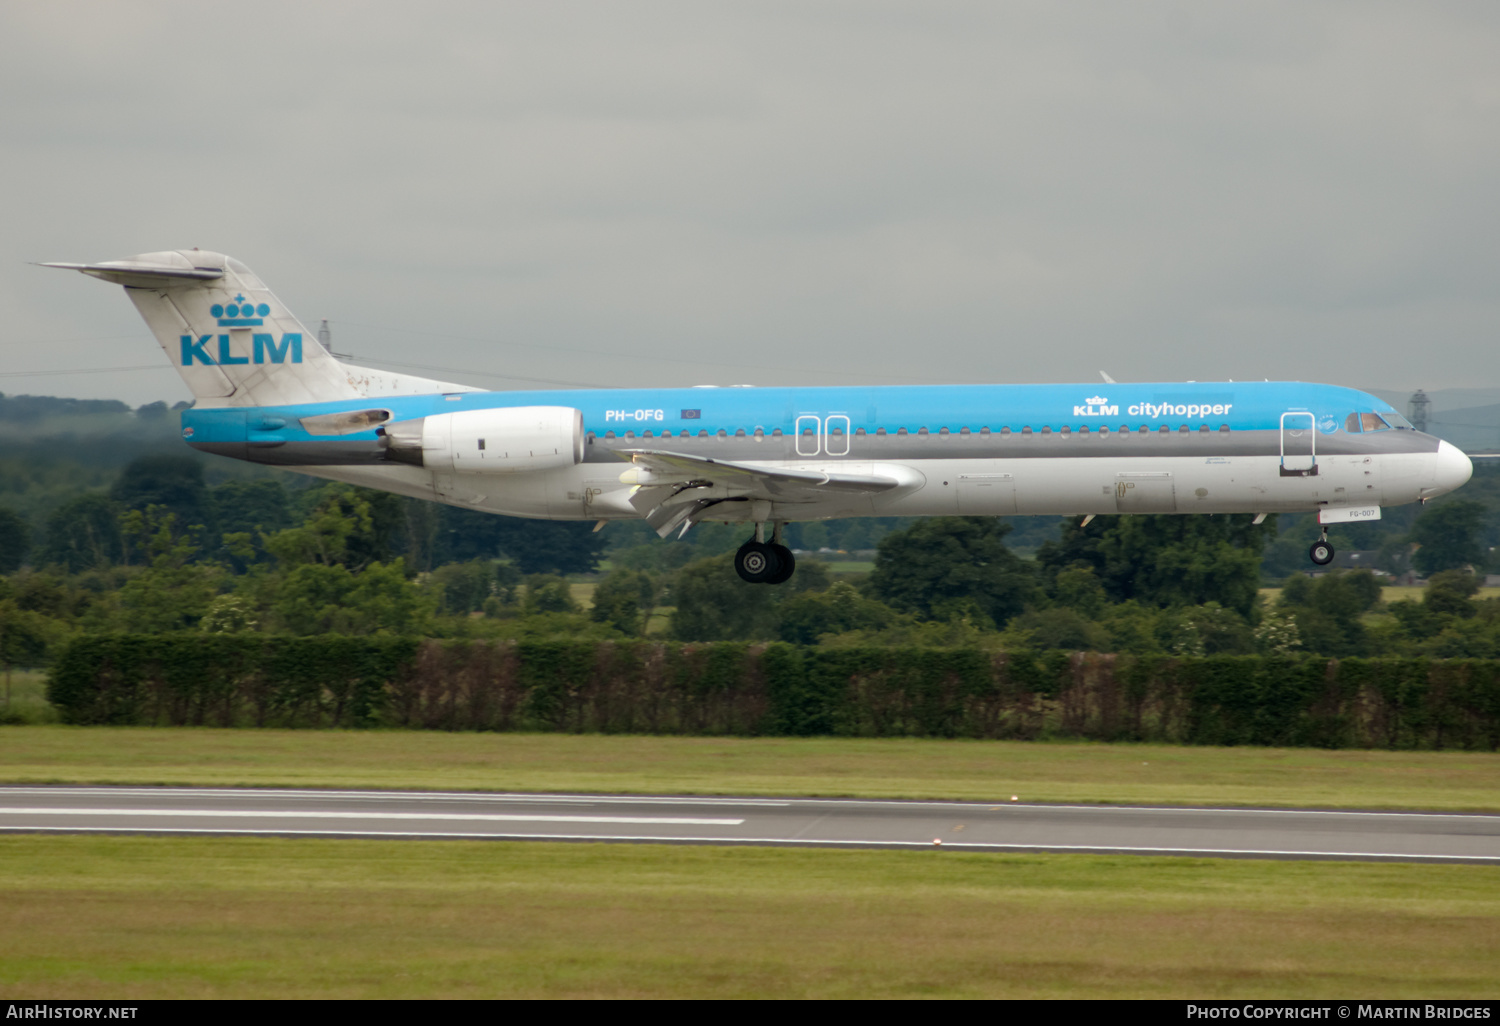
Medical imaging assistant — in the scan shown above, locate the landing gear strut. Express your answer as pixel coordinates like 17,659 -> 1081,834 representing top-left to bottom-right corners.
1309,528 -> 1335,567
734,522 -> 796,584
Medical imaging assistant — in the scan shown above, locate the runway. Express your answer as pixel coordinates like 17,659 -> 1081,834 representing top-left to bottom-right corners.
1,786 -> 1497,863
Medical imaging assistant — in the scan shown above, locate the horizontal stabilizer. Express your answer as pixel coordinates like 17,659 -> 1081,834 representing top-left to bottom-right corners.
38,260 -> 224,288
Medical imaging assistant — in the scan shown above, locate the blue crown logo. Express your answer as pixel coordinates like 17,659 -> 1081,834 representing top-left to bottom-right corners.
211,294 -> 270,327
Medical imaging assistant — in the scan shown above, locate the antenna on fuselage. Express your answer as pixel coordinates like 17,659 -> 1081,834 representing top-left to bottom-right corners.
1100,371 -> 1116,384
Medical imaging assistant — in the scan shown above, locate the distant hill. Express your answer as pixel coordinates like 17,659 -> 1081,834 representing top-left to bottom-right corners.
0,393 -> 271,522
1366,389 -> 1500,454
1367,387 -> 1500,413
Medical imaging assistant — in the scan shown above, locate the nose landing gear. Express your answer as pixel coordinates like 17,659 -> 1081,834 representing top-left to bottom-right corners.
734,522 -> 796,584
1309,528 -> 1335,567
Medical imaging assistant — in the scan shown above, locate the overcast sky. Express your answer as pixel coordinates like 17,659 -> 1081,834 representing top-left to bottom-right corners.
3,1 -> 1498,406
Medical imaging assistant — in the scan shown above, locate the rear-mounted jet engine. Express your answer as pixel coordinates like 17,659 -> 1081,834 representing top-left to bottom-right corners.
380,406 -> 585,473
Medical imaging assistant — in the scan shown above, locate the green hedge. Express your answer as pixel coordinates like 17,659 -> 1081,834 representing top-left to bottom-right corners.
45,636 -> 1500,750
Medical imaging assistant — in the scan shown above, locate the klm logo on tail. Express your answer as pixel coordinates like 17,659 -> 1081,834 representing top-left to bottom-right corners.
180,292 -> 302,366
212,294 -> 269,327
180,333 -> 302,366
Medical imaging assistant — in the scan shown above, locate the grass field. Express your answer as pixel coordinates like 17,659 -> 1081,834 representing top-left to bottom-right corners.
0,835 -> 1494,998
3,726 -> 1498,810
4,722 -> 1497,997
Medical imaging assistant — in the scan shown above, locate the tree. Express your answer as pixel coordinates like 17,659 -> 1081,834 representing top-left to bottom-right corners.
113,509 -> 229,633
1000,607 -> 1107,651
428,559 -> 506,615
290,484 -> 408,569
41,493 -> 123,572
1423,569 -> 1480,619
670,555 -> 831,641
590,569 -> 658,636
868,517 -> 1034,627
1410,500 -> 1487,574
1278,570 -> 1382,656
436,507 -> 606,575
269,560 -> 432,635
0,508 -> 30,573
111,455 -> 216,541
1155,603 -> 1253,656
1050,564 -> 1108,618
211,479 -> 294,539
777,582 -> 894,644
265,488 -> 381,569
522,575 -> 579,616
1037,513 -> 1273,616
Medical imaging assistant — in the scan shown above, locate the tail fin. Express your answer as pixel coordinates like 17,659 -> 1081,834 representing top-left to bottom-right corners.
41,250 -> 475,407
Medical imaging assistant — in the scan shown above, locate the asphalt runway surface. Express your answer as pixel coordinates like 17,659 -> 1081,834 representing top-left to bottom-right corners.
2,786 -> 1498,863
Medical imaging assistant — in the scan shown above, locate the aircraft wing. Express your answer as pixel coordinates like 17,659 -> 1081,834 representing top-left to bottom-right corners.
615,448 -> 910,537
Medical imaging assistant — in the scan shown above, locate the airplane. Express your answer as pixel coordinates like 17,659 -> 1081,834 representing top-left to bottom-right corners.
42,249 -> 1475,584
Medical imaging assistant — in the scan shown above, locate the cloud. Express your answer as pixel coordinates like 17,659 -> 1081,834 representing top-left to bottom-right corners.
1,1 -> 1498,402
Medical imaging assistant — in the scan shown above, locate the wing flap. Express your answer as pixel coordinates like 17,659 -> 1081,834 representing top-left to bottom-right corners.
618,448 -> 904,494
616,448 -> 916,537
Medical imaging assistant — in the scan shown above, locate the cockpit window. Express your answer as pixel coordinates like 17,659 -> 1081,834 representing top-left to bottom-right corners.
1345,413 -> 1362,433
1361,412 -> 1391,432
1384,412 -> 1414,430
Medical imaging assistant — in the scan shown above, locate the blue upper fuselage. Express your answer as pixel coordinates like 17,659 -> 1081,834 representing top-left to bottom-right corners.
181,381 -> 1408,449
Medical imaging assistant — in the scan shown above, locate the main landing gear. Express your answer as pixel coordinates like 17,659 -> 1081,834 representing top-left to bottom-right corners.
735,523 -> 795,584
1309,528 -> 1335,567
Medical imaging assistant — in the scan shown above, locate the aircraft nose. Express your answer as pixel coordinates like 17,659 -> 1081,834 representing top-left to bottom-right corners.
1426,440 -> 1473,498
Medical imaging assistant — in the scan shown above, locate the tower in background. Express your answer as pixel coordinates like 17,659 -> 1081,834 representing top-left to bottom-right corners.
1409,389 -> 1430,433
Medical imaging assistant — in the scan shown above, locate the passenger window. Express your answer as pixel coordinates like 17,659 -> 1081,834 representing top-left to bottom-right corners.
875,427 -> 886,436
1361,413 -> 1390,431
1345,413 -> 1362,433
1042,426 -> 1052,435
1098,426 -> 1109,436
735,428 -> 746,437
1022,426 -> 1032,436
897,427 -> 908,436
